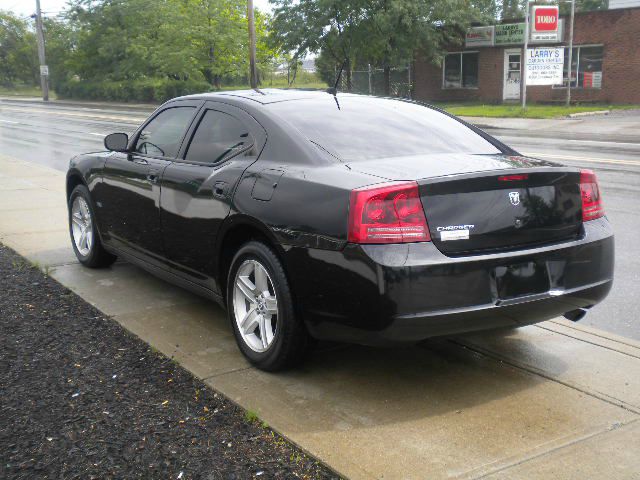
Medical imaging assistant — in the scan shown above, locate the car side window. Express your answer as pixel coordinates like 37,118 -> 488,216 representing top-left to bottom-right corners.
135,106 -> 195,158
185,109 -> 253,165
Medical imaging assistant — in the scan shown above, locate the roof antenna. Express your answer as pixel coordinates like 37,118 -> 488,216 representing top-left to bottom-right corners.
327,59 -> 347,109
326,59 -> 347,96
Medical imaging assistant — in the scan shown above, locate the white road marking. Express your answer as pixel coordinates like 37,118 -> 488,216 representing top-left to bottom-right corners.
523,152 -> 640,167
0,119 -> 19,124
88,132 -> 105,136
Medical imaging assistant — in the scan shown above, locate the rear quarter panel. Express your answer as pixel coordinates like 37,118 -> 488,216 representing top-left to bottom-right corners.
67,152 -> 111,233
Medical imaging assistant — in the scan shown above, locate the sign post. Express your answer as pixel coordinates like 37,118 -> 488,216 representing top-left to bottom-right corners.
521,3 -> 530,109
566,0 -> 575,106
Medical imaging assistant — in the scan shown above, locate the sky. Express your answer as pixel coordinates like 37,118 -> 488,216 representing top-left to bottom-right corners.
1,0 -> 273,18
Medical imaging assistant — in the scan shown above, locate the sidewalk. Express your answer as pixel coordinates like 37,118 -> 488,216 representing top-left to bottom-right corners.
2,153 -> 640,479
460,110 -> 640,144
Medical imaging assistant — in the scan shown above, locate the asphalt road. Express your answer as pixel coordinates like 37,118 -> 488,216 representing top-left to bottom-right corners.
1,99 -> 638,340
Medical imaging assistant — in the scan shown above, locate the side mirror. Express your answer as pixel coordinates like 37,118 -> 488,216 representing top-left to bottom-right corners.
104,133 -> 129,152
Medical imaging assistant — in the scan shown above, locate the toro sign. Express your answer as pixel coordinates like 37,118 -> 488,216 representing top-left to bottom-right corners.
531,5 -> 560,41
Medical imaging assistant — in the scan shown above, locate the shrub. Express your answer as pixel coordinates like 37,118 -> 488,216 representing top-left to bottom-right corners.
55,78 -> 213,103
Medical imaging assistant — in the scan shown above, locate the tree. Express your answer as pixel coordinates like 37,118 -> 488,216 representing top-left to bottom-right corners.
42,17 -> 77,88
270,0 -> 495,95
60,0 -> 276,88
560,0 -> 608,15
501,0 -> 523,20
0,11 -> 38,87
363,0 -> 496,95
63,0 -> 209,81
269,0 -> 370,91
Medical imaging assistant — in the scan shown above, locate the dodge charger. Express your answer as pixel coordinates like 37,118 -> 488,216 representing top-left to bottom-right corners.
66,90 -> 614,371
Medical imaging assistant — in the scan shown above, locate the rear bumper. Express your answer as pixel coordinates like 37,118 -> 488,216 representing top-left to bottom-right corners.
283,218 -> 614,345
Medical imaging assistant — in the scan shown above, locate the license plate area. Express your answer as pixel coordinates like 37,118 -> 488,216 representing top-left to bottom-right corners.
494,261 -> 550,300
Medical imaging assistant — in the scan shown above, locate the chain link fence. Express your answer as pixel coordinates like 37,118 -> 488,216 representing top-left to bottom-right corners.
340,65 -> 413,98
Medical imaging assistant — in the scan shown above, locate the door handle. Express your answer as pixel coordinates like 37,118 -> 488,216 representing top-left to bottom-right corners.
213,181 -> 228,198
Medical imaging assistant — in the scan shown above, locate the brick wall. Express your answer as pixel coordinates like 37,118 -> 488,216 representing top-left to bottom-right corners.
414,49 -> 504,103
414,7 -> 640,104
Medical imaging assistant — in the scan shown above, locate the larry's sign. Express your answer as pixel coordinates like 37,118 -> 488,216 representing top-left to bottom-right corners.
526,47 -> 564,85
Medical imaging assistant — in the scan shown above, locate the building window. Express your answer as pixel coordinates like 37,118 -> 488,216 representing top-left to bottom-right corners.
443,52 -> 479,89
556,45 -> 603,89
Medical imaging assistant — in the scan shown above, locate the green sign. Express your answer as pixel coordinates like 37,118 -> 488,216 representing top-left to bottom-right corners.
495,23 -> 525,45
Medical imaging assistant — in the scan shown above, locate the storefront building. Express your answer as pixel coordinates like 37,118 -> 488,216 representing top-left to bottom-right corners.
413,7 -> 640,104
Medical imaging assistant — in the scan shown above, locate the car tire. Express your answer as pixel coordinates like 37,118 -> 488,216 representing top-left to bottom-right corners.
227,241 -> 311,371
68,184 -> 117,268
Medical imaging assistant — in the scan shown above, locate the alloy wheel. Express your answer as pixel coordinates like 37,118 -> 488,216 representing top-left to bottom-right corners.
71,196 -> 93,256
233,259 -> 279,353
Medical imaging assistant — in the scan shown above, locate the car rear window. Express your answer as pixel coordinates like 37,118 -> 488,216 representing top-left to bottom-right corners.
269,96 -> 501,161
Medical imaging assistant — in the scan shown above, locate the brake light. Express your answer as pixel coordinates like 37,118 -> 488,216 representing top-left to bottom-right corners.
498,174 -> 529,181
580,169 -> 604,221
348,181 -> 431,244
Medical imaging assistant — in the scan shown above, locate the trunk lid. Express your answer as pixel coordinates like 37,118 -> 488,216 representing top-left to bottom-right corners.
346,153 -> 583,255
419,169 -> 583,255
346,153 -> 559,181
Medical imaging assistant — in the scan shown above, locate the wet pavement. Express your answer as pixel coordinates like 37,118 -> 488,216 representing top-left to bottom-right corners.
1,97 -> 639,340
1,153 -> 640,479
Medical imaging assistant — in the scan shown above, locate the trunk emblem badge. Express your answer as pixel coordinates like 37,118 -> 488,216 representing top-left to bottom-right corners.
509,191 -> 521,206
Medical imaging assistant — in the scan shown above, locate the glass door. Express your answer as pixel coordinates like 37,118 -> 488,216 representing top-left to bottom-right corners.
503,50 -> 521,100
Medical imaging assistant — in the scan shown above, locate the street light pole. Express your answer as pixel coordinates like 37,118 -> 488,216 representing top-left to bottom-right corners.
34,0 -> 49,101
247,0 -> 258,89
566,0 -> 575,106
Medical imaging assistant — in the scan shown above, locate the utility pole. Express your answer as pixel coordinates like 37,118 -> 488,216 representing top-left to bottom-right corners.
34,0 -> 49,101
521,1 -> 530,109
247,0 -> 257,89
566,0 -> 575,106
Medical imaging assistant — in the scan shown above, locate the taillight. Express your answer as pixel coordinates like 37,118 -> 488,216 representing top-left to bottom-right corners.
580,169 -> 604,221
348,181 -> 431,244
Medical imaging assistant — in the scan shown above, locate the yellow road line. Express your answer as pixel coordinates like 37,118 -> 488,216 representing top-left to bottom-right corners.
523,152 -> 640,167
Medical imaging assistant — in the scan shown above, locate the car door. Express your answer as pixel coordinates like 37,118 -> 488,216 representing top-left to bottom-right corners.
159,101 -> 266,293
98,101 -> 200,261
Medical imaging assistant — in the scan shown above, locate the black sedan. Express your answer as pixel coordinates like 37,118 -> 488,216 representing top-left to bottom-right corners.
66,90 -> 614,371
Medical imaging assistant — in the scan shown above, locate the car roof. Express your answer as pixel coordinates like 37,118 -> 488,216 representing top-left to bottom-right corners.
177,88 -> 332,105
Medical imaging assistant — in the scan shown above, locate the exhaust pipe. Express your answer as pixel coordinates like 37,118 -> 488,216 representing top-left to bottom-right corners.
563,308 -> 590,322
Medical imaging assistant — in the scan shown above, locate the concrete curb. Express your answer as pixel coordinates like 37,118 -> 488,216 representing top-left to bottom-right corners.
568,110 -> 610,118
549,318 -> 640,350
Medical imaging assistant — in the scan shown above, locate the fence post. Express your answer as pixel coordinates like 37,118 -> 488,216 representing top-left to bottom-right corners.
368,64 -> 372,95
